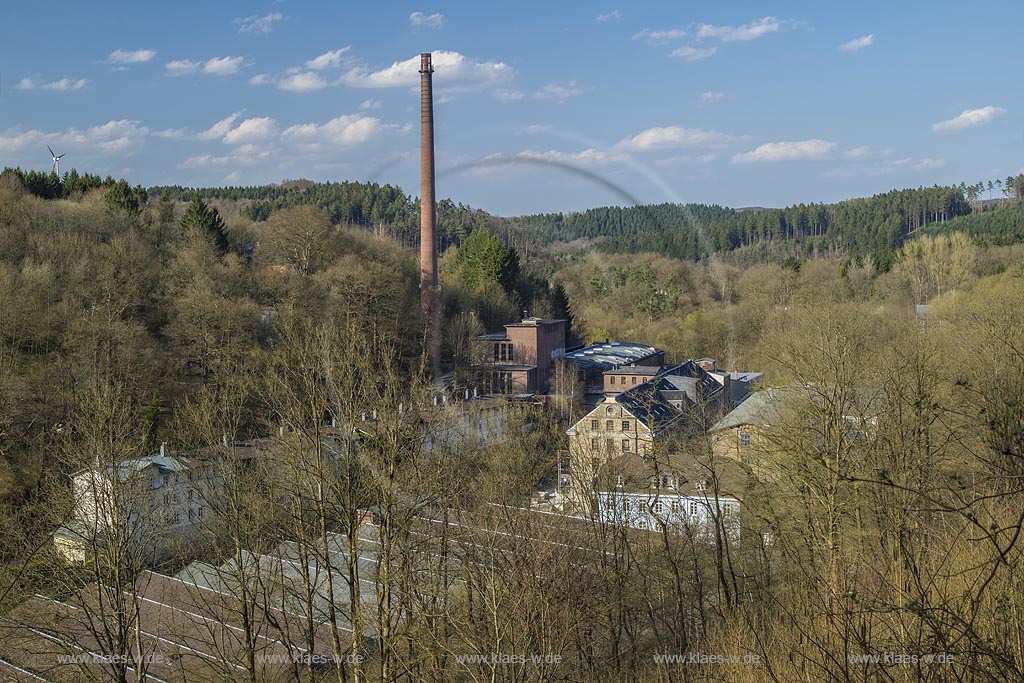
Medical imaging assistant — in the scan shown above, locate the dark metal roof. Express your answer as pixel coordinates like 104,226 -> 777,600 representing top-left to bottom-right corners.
566,342 -> 661,371
505,317 -> 567,328
603,365 -> 662,376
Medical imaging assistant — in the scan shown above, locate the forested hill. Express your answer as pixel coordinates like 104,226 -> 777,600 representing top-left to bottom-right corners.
9,164 -> 1023,266
150,180 -> 496,252
508,186 -> 975,266
509,203 -> 736,242
927,199 -> 1024,245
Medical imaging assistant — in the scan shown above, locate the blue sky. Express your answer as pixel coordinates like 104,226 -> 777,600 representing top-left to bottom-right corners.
1,1 -> 1020,214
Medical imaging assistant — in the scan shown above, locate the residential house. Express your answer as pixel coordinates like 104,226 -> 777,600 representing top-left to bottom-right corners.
566,360 -> 727,512
596,456 -> 746,540
710,385 -> 882,477
54,441 -> 270,564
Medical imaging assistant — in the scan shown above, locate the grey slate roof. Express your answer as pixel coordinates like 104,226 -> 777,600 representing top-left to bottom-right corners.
710,385 -> 883,432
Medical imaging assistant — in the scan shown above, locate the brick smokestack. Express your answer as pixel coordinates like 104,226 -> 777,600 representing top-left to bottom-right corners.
419,53 -> 437,311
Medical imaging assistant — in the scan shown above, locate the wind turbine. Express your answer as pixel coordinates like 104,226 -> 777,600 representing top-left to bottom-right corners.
47,145 -> 65,176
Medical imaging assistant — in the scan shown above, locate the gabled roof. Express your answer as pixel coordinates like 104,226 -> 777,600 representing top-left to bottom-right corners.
710,385 -> 883,432
710,389 -> 788,431
568,360 -> 727,436
656,361 -> 724,402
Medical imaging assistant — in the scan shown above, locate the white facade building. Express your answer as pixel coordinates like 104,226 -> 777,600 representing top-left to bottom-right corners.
596,487 -> 740,539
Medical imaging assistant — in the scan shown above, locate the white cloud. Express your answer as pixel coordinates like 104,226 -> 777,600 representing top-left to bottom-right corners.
223,117 -> 278,145
616,125 -> 734,151
838,34 -> 873,52
670,46 -> 718,61
165,59 -> 201,77
248,49 -> 351,92
632,28 -> 686,42
203,56 -> 245,76
532,82 -> 583,100
306,48 -> 351,71
697,16 -> 783,42
277,72 -> 328,92
493,89 -> 525,102
653,153 -> 716,166
484,148 -> 615,166
359,98 -> 383,110
44,78 -> 88,92
843,145 -> 871,159
596,10 -> 621,22
884,157 -> 946,171
698,91 -> 725,105
409,11 -> 445,29
0,119 -> 149,157
236,12 -> 284,34
155,112 -> 243,141
341,51 -> 512,90
733,139 -> 835,163
107,48 -> 157,64
932,106 -> 1007,133
282,114 -> 403,146
16,77 -> 88,92
828,154 -> 947,178
179,150 -> 269,169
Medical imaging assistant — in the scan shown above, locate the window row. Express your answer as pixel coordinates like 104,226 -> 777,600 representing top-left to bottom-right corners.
591,437 -> 632,452
590,419 -> 632,431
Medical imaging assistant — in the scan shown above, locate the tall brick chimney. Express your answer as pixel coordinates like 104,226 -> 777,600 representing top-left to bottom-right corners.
420,52 -> 441,375
419,53 -> 437,311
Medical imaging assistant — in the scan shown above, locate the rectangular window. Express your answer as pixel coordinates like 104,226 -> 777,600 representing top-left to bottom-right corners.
591,420 -> 599,430
606,420 -> 615,430
494,344 -> 500,360
689,501 -> 698,516
606,438 -> 615,452
591,437 -> 599,449
740,432 -> 751,447
621,440 -> 630,452
622,421 -> 631,431
652,500 -> 663,514
631,376 -> 637,384
670,500 -> 681,513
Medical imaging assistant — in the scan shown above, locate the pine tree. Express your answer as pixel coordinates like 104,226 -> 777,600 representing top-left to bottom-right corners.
180,195 -> 230,254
